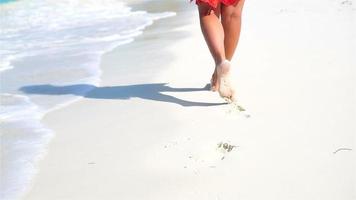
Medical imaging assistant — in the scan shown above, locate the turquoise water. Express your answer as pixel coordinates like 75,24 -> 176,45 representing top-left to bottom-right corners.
0,0 -> 16,4
0,1 -> 175,199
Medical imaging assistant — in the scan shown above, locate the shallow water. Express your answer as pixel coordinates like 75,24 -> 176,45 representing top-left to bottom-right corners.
0,0 -> 15,4
0,0 -> 175,199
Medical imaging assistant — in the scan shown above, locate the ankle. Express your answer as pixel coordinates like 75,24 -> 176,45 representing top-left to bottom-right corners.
214,57 -> 226,66
217,60 -> 231,73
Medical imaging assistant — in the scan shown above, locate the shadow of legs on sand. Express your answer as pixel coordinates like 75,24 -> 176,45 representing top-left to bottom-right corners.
20,83 -> 226,107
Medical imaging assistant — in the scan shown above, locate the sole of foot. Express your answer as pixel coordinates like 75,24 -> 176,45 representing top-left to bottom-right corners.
216,60 -> 236,102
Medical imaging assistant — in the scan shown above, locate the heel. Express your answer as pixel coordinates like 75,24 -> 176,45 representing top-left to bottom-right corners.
210,76 -> 216,91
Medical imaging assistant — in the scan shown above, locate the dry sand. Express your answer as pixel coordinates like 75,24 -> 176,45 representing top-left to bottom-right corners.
24,0 -> 355,199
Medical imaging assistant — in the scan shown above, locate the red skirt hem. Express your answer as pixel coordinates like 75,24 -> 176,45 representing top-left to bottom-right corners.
192,0 -> 239,8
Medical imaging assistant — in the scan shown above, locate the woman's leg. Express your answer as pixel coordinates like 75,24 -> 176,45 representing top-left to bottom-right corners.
198,3 -> 225,65
221,0 -> 245,61
198,3 -> 225,90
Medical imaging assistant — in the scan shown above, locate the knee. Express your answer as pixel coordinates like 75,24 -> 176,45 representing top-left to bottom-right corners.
228,9 -> 242,19
222,6 -> 243,21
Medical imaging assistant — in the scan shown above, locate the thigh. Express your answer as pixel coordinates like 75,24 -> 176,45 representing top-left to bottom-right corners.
221,0 -> 245,18
197,1 -> 221,17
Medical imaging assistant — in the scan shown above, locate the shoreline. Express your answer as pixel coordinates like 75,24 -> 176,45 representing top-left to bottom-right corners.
2,0 -> 186,198
24,0 -> 355,199
23,1 -> 200,199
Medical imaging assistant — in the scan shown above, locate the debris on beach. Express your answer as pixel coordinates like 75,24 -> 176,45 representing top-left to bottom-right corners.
217,142 -> 236,152
333,148 -> 352,154
340,0 -> 352,5
226,101 -> 250,118
217,142 -> 238,160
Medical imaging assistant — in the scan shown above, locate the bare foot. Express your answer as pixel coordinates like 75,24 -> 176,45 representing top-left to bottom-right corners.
216,60 -> 236,102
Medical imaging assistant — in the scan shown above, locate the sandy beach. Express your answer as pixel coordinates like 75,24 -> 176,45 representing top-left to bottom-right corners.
2,0 -> 354,199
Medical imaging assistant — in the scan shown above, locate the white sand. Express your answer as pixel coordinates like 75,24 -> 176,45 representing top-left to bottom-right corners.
24,0 -> 355,199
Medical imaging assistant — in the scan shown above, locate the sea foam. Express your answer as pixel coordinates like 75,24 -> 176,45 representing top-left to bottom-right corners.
0,0 -> 175,199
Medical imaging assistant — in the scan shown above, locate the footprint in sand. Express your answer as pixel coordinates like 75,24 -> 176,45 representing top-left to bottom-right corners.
162,138 -> 238,170
185,141 -> 238,169
226,101 -> 250,118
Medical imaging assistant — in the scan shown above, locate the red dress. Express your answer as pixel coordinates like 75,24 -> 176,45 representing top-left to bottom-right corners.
193,0 -> 240,8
